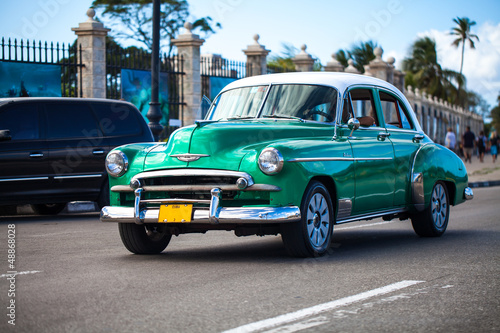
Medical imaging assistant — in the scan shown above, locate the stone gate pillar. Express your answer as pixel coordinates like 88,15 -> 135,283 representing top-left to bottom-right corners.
243,35 -> 269,76
72,8 -> 110,98
171,22 -> 205,126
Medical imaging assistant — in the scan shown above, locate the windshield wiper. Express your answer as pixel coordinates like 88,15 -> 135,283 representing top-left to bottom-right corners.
262,114 -> 304,122
225,116 -> 256,120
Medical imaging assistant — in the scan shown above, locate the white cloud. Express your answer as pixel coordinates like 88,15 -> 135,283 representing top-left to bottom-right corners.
416,22 -> 500,108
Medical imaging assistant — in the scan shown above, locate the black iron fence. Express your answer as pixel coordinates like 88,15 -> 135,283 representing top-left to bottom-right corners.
106,45 -> 185,131
0,37 -> 83,97
201,56 -> 250,99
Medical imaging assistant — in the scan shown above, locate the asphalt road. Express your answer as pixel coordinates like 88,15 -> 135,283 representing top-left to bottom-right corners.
0,187 -> 499,333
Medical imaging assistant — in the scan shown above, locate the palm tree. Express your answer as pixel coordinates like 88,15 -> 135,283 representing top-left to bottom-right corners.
450,17 -> 479,103
403,36 -> 464,103
335,40 -> 378,73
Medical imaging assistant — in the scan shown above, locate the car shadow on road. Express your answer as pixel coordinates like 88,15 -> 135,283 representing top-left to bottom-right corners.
114,227 -> 484,264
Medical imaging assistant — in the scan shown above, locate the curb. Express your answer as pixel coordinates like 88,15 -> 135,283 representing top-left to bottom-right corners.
468,181 -> 500,188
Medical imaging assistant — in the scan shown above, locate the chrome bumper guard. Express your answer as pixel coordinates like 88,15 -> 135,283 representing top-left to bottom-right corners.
464,187 -> 473,200
100,187 -> 301,225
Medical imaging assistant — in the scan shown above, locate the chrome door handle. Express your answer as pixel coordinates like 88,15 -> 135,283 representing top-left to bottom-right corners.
378,132 -> 390,140
93,149 -> 105,155
413,134 -> 425,142
29,153 -> 44,158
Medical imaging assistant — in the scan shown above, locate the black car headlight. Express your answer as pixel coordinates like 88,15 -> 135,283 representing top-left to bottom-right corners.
258,148 -> 284,175
105,151 -> 129,177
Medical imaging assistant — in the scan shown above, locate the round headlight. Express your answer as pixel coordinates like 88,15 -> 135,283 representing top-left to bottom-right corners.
258,148 -> 284,175
105,151 -> 129,177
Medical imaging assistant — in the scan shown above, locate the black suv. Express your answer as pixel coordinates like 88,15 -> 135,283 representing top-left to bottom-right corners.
0,97 -> 154,215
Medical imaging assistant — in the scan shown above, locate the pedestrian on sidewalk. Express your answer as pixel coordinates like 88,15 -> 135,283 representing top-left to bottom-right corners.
463,126 -> 475,163
490,130 -> 499,163
477,130 -> 487,163
445,127 -> 456,152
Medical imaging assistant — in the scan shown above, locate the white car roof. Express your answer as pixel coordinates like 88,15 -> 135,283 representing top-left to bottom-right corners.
221,72 -> 401,96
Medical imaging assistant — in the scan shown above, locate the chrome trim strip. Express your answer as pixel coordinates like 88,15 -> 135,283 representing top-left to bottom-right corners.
411,172 -> 425,212
0,176 -> 49,182
111,184 -> 281,193
210,188 -> 222,224
53,174 -> 102,180
287,157 -> 392,162
101,205 -> 301,224
464,187 -> 474,200
131,169 -> 255,187
336,208 -> 407,224
337,199 -> 352,220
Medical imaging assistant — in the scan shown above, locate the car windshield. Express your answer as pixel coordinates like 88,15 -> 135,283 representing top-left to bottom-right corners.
206,84 -> 338,122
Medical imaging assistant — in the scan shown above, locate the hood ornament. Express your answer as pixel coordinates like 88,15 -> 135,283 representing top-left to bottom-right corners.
170,153 -> 210,162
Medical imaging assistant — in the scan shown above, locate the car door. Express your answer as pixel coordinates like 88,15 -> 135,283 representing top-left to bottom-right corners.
0,102 -> 49,204
377,89 -> 424,207
43,101 -> 107,198
340,87 -> 396,215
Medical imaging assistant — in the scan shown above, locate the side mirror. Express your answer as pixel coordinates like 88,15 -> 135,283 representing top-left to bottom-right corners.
0,129 -> 11,141
347,118 -> 360,138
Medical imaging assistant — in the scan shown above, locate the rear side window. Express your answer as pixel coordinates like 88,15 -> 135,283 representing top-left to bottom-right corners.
379,91 -> 414,130
0,104 -> 39,140
45,103 -> 101,139
91,102 -> 141,136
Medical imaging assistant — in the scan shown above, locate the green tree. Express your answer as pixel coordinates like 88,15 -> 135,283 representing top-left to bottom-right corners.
92,0 -> 221,55
267,43 -> 322,72
403,36 -> 464,104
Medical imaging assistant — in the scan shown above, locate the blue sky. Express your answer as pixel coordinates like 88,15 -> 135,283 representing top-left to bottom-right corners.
1,0 -> 499,109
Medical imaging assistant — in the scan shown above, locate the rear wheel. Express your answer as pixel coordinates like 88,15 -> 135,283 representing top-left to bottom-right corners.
118,223 -> 172,254
411,181 -> 449,237
281,181 -> 334,257
31,203 -> 66,215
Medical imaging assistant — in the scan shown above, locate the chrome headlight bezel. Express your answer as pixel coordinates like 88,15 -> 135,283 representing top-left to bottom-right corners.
258,147 -> 284,175
105,151 -> 129,177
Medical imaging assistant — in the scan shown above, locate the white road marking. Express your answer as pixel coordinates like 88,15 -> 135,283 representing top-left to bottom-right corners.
265,316 -> 329,333
222,280 -> 425,333
336,220 -> 397,230
1,270 -> 42,278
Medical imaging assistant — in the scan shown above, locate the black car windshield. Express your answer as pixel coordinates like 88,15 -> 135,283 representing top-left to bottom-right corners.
206,84 -> 338,122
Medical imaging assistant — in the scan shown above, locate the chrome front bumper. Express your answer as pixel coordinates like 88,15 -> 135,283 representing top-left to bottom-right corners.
100,187 -> 301,225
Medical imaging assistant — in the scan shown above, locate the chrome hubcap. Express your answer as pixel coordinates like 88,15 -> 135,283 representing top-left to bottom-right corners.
431,184 -> 447,229
306,193 -> 330,248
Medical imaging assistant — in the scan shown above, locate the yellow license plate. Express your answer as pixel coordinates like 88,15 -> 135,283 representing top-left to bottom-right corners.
158,204 -> 193,223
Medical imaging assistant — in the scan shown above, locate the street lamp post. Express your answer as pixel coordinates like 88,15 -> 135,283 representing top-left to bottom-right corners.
146,0 -> 162,141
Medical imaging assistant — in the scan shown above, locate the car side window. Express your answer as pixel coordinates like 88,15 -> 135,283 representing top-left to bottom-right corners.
45,103 -> 101,139
379,91 -> 414,130
0,104 -> 39,140
91,103 -> 141,136
342,88 -> 379,127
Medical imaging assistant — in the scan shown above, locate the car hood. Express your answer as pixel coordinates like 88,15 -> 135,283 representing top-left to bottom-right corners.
143,120 -> 334,172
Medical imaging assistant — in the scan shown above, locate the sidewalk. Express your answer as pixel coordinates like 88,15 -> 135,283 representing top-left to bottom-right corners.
464,153 -> 500,188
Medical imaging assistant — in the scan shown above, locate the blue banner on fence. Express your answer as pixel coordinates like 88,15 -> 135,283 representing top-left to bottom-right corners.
121,69 -> 169,126
0,62 -> 61,97
209,76 -> 237,100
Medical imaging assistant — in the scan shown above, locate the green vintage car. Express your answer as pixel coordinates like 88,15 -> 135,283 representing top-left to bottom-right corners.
101,72 -> 473,257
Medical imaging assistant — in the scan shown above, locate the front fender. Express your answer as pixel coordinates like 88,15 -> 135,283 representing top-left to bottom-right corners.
411,143 -> 468,211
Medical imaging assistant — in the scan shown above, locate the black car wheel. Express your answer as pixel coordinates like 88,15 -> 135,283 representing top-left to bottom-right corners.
31,203 -> 66,215
118,223 -> 172,254
281,181 -> 334,257
411,181 -> 449,237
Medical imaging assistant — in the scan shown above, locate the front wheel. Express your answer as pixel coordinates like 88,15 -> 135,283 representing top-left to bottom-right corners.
281,181 -> 334,257
411,181 -> 449,237
118,223 -> 172,254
